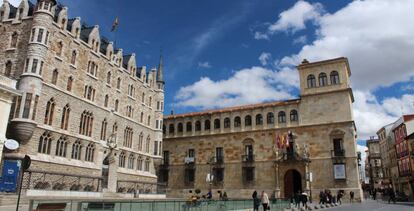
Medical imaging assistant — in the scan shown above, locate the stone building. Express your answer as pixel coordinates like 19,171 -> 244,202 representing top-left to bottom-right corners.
161,57 -> 363,201
366,138 -> 383,189
377,123 -> 397,190
0,0 -> 164,196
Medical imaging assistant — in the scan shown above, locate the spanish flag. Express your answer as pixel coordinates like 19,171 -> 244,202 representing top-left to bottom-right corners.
111,17 -> 119,32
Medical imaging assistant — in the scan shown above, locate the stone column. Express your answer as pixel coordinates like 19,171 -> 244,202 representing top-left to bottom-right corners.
107,150 -> 119,193
305,162 -> 310,196
274,162 -> 280,198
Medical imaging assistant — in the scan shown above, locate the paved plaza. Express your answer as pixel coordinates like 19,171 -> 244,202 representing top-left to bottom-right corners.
325,199 -> 414,211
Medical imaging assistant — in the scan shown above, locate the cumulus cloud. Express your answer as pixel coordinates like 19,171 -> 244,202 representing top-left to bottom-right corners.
176,66 -> 298,109
254,31 -> 270,40
278,0 -> 414,91
198,62 -> 212,69
268,0 -> 323,34
293,35 -> 307,45
258,52 -> 271,66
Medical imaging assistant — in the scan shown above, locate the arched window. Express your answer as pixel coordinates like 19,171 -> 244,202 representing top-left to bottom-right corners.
37,28 -> 44,43
123,127 -> 133,148
55,136 -> 67,157
79,111 -> 93,137
290,110 -> 298,122
100,119 -> 107,141
5,61 -> 12,77
214,119 -> 220,129
85,143 -> 95,162
178,123 -> 183,133
84,85 -> 95,101
112,122 -> 118,134
70,50 -> 77,65
307,74 -> 316,88
141,93 -> 145,103
330,71 -> 340,85
66,76 -> 73,91
117,77 -> 121,89
106,71 -> 111,84
140,112 -> 144,123
10,32 -> 18,48
147,115 -> 151,126
114,99 -> 119,112
138,132 -> 144,151
319,73 -> 327,86
51,69 -> 58,85
104,95 -> 109,107
205,120 -> 211,130
146,136 -> 151,153
87,61 -> 98,76
278,111 -> 286,123
224,118 -> 230,128
60,104 -> 70,130
128,154 -> 135,169
256,114 -> 263,125
186,122 -> 192,132
195,121 -> 201,131
234,116 -> 241,127
137,157 -> 143,171
119,151 -> 126,168
71,140 -> 82,160
38,132 -> 52,154
245,115 -> 252,126
56,41 -> 63,57
145,159 -> 150,172
44,98 -> 55,125
168,124 -> 175,134
267,112 -> 274,124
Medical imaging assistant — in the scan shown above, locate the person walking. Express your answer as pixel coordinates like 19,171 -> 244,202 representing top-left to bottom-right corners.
252,191 -> 260,211
388,187 -> 396,204
350,191 -> 354,203
301,192 -> 308,208
319,191 -> 325,205
373,189 -> 377,201
336,190 -> 342,205
294,191 -> 300,208
261,191 -> 270,210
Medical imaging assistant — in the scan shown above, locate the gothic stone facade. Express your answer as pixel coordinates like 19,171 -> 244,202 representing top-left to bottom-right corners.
0,0 -> 164,194
161,58 -> 363,201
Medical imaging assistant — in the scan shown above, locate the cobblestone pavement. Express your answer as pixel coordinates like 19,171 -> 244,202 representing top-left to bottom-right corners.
325,199 -> 414,211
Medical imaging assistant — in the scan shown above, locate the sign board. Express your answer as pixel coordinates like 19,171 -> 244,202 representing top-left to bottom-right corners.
0,160 -> 20,192
4,139 -> 19,150
334,164 -> 346,179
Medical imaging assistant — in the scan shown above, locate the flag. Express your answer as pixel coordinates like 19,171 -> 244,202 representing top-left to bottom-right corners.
285,134 -> 290,148
111,17 -> 119,32
276,134 -> 281,149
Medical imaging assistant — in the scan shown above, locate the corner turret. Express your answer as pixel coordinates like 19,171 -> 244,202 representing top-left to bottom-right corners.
156,54 -> 164,90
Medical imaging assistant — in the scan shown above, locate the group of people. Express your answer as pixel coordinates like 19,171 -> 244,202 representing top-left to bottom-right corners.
319,190 -> 354,205
292,191 -> 309,208
366,186 -> 398,203
252,191 -> 271,210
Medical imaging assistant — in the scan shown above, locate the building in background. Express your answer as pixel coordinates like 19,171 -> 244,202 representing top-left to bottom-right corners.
366,138 -> 383,189
0,75 -> 20,165
392,115 -> 414,199
161,57 -> 363,201
0,0 -> 164,197
377,123 -> 394,188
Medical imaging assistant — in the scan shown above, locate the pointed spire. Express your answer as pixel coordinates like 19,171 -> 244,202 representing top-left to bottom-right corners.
156,53 -> 164,83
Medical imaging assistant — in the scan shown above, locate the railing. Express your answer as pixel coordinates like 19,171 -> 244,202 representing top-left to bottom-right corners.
331,149 -> 345,157
30,198 -> 291,211
21,170 -> 102,192
116,180 -> 167,195
242,154 -> 255,162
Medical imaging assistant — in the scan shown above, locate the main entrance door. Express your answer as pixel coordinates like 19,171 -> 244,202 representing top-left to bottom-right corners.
284,169 -> 302,198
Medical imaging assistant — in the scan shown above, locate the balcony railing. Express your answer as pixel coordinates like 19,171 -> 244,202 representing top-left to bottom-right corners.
331,149 -> 345,157
241,154 -> 255,163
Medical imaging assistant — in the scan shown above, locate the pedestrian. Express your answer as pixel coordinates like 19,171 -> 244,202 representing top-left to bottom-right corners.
294,191 -> 300,208
261,191 -> 270,210
388,187 -> 396,204
301,192 -> 308,208
252,191 -> 260,211
373,189 -> 377,201
336,190 -> 342,205
319,191 -> 325,205
206,189 -> 212,200
222,192 -> 228,201
218,190 -> 223,200
350,191 -> 354,203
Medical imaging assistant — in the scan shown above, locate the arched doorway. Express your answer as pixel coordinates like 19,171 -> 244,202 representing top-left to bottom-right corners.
284,169 -> 302,198
102,155 -> 109,189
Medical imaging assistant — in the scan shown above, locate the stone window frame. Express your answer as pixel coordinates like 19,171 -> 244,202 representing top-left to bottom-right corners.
224,118 -> 231,129
267,112 -> 274,124
127,154 -> 135,169
44,98 -> 55,125
214,118 -> 220,129
138,132 -> 144,151
60,104 -> 70,130
38,131 -> 52,154
51,69 -> 59,85
177,122 -> 183,133
55,136 -> 68,157
255,114 -> 263,125
290,110 -> 298,122
244,115 -> 252,127
319,72 -> 328,86
307,74 -> 316,88
100,118 -> 107,141
4,60 -> 12,77
278,111 -> 286,123
169,124 -> 175,134
195,121 -> 201,131
79,110 -> 94,137
10,31 -> 18,48
186,122 -> 192,132
234,116 -> 241,127
66,76 -> 73,91
330,71 -> 340,85
71,140 -> 82,160
119,151 -> 126,168
204,120 -> 211,130
85,143 -> 95,162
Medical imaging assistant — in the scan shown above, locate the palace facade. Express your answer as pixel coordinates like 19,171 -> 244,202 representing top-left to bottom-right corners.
161,57 -> 363,201
0,0 -> 164,196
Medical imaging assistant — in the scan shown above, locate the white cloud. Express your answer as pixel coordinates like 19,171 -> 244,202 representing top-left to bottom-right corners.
198,62 -> 212,69
279,0 -> 414,91
258,52 -> 271,66
176,66 -> 297,109
293,35 -> 307,45
0,0 -> 21,7
268,0 -> 323,34
254,31 -> 270,40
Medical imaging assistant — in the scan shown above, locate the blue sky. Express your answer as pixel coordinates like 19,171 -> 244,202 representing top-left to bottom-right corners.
4,0 -> 414,145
